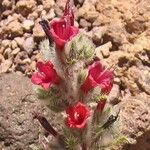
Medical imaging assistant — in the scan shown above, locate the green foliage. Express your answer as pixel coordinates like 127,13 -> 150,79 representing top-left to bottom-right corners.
64,33 -> 95,65
91,94 -> 107,103
77,69 -> 88,85
63,128 -> 79,150
36,88 -> 52,99
36,87 -> 67,112
110,135 -> 129,147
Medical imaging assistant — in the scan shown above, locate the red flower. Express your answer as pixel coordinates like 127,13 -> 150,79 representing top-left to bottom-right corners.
66,102 -> 90,129
39,0 -> 79,50
31,61 -> 60,90
81,61 -> 113,94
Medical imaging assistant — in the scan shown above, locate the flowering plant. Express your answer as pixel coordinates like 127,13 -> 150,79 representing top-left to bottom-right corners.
66,102 -> 90,129
31,0 -> 128,149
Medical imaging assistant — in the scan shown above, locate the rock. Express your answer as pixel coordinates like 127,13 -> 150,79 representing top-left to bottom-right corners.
75,0 -> 85,5
22,58 -> 31,64
84,11 -> 99,23
108,84 -> 121,105
28,12 -> 39,20
101,42 -> 112,58
14,37 -> 25,48
1,10 -> 12,18
134,34 -> 150,50
1,39 -> 11,49
54,5 -> 63,17
137,69 -> 150,95
92,14 -> 110,27
135,50 -> 150,66
55,0 -> 66,10
125,20 -> 146,34
11,48 -> 20,56
79,18 -> 91,29
2,0 -> 13,9
122,130 -> 150,150
118,97 -> 150,140
35,5 -> 44,16
0,47 -> 4,55
15,0 -> 37,17
11,40 -> 18,50
95,47 -> 103,60
40,10 -> 47,18
95,42 -> 112,58
0,59 -> 12,73
114,77 -> 121,85
43,9 -> 56,20
42,0 -> 54,11
4,20 -> 23,37
14,51 -> 28,65
0,73 -> 62,149
0,74 -> 35,148
23,37 -> 35,54
33,22 -> 45,41
0,54 -> 5,63
92,27 -> 107,44
30,61 -> 36,71
78,2 -> 98,22
3,48 -> 12,59
22,20 -> 34,32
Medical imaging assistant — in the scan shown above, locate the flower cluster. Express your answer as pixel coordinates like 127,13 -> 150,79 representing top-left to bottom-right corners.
31,0 -> 120,149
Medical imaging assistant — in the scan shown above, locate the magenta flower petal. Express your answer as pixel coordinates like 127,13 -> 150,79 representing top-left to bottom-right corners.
97,70 -> 113,93
81,74 -> 98,93
50,18 -> 79,50
81,61 -> 113,94
31,72 -> 44,85
66,102 -> 90,129
31,61 -> 60,90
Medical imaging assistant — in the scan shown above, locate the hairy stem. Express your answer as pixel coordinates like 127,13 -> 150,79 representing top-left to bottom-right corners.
81,143 -> 87,150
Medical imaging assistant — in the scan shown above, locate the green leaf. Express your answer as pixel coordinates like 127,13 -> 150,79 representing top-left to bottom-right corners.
63,128 -> 78,150
65,33 -> 95,65
36,87 -> 67,112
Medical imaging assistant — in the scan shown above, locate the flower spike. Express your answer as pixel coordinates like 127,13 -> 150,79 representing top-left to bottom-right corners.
66,102 -> 90,129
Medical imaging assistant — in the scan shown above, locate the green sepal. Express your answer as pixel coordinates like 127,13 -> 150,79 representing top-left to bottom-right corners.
36,87 -> 68,112
64,33 -> 95,65
63,128 -> 79,150
36,87 -> 52,99
77,69 -> 88,85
